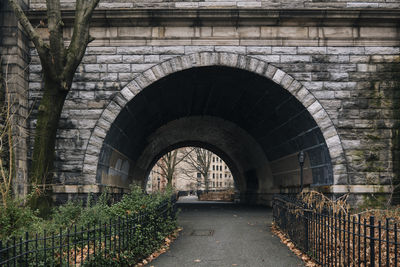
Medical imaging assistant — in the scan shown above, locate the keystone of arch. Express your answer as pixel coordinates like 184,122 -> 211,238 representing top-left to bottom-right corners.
82,52 -> 348,185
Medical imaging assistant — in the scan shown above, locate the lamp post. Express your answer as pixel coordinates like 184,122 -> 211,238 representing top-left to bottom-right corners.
298,150 -> 306,192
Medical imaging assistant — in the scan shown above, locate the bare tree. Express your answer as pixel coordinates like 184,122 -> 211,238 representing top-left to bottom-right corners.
180,147 -> 213,192
0,61 -> 14,207
153,148 -> 194,188
7,0 -> 100,209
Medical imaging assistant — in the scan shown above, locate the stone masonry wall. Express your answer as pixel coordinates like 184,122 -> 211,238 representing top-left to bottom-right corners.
29,0 -> 400,9
26,21 -> 400,197
0,0 -> 30,197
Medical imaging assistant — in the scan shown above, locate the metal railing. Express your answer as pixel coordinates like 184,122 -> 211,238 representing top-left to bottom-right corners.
0,196 -> 177,266
273,195 -> 399,267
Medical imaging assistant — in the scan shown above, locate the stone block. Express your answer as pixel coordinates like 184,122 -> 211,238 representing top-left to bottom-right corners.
85,64 -> 107,73
265,64 -> 277,79
120,87 -> 135,102
271,47 -> 297,54
97,55 -> 122,64
360,28 -> 397,38
238,27 -> 261,38
144,55 -> 159,63
180,55 -> 193,70
237,55 -> 249,69
87,47 -> 116,55
272,69 -> 285,84
219,53 -> 238,67
330,73 -> 349,81
122,55 -> 144,63
100,73 -> 118,82
131,64 -> 154,72
297,47 -> 327,54
164,27 -> 195,38
143,69 -> 157,84
321,27 -> 353,38
326,135 -> 341,149
92,126 -> 107,139
281,55 -> 311,63
215,46 -> 246,54
248,58 -> 260,73
287,80 -> 302,94
170,57 -> 184,72
247,47 -> 272,54
97,117 -> 112,131
117,47 -> 152,55
237,2 -> 262,8
365,47 -> 400,55
135,74 -> 151,89
252,55 -> 280,63
212,27 -> 239,38
153,46 -> 185,55
175,2 -> 199,8
255,61 -> 267,75
185,46 -> 214,54
302,93 -> 316,108
327,47 -> 364,55
108,64 -> 131,73
307,101 -> 323,115
295,87 -> 309,101
118,27 -> 151,37
151,64 -> 166,80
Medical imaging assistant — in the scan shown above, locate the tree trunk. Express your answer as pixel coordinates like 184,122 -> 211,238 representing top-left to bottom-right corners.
29,76 -> 67,215
204,174 -> 209,192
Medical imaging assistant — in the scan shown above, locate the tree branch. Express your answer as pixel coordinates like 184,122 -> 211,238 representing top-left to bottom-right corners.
46,0 -> 65,76
7,0 -> 45,52
63,0 -> 100,87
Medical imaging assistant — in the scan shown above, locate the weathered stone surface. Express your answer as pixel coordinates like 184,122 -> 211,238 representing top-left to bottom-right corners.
6,2 -> 397,204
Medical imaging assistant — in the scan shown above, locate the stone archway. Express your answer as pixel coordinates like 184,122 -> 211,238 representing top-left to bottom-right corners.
81,52 -> 348,199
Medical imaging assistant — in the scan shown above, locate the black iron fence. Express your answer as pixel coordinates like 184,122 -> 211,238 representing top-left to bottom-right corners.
273,195 -> 399,267
0,196 -> 177,266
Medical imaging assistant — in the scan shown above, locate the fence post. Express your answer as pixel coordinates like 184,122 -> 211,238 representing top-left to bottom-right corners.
370,216 -> 375,267
304,209 -> 309,253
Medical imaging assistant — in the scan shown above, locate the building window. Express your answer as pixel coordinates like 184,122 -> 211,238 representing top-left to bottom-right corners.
213,157 -> 215,162
197,172 -> 201,178
212,165 -> 215,171
213,182 -> 215,187
220,166 -> 222,171
213,173 -> 215,178
225,166 -> 227,170
220,173 -> 222,178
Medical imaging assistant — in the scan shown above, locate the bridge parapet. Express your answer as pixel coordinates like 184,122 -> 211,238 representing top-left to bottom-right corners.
29,0 -> 400,10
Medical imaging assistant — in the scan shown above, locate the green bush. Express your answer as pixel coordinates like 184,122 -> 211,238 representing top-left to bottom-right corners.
0,186 -> 177,266
0,198 -> 42,240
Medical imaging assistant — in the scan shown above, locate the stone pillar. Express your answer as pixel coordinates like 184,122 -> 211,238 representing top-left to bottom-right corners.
0,0 -> 30,197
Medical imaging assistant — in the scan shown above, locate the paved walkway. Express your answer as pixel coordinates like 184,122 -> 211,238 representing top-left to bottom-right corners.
151,197 -> 304,267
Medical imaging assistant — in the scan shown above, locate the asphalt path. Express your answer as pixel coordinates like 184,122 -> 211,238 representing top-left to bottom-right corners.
151,196 -> 304,267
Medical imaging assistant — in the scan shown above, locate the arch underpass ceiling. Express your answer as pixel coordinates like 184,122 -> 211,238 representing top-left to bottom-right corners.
97,66 -> 333,193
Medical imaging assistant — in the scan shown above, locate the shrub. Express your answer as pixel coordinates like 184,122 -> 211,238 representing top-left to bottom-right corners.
0,186 -> 177,266
0,197 -> 42,240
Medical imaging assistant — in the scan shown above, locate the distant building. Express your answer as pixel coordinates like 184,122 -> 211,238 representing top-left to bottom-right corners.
146,148 -> 235,193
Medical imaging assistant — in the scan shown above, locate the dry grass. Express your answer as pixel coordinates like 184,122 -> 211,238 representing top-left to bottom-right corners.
274,191 -> 400,267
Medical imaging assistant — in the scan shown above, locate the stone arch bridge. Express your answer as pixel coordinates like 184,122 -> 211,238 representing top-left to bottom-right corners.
1,0 -> 399,205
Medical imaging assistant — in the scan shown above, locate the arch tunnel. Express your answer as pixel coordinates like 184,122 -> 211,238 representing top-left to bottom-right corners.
96,66 -> 333,205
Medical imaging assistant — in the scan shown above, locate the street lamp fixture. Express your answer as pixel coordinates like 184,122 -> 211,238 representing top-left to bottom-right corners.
298,150 -> 306,192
